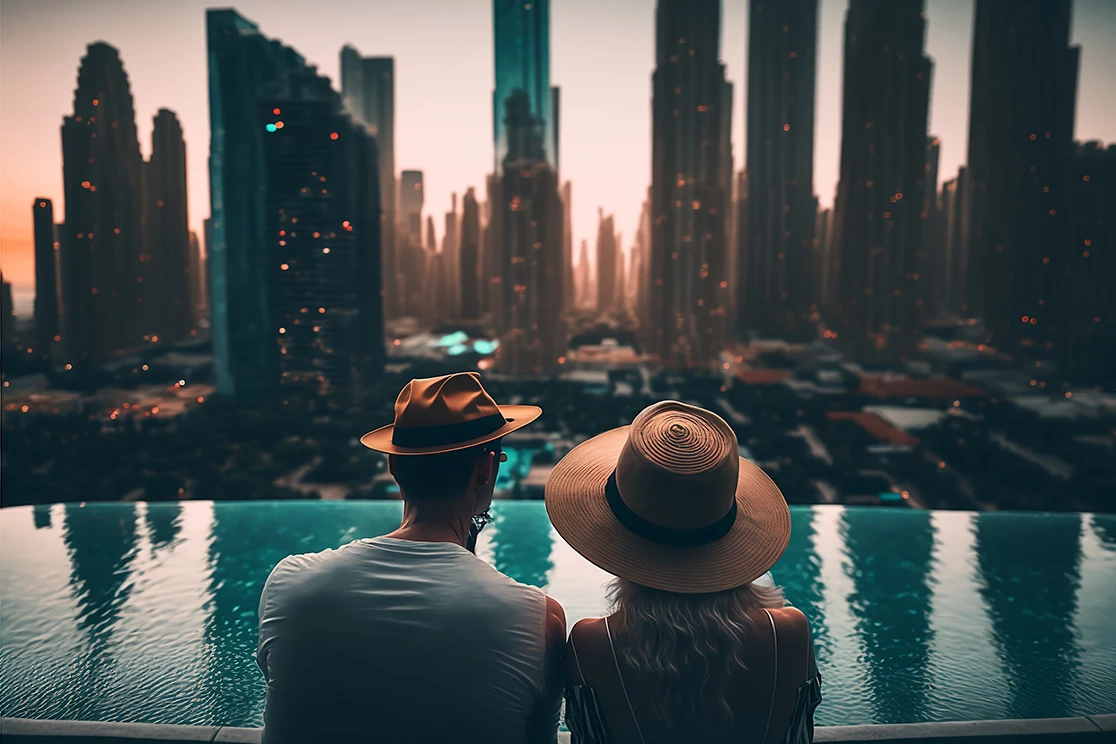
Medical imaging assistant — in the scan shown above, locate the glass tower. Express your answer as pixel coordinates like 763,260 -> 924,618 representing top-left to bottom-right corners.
493,0 -> 554,170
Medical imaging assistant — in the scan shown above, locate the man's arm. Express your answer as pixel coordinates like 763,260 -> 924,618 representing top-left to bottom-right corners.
525,595 -> 567,744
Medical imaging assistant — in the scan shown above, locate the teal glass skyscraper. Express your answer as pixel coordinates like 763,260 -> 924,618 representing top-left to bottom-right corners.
493,0 -> 555,170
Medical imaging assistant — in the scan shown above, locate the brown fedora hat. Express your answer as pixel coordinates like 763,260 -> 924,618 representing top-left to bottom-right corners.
361,372 -> 541,455
545,400 -> 790,594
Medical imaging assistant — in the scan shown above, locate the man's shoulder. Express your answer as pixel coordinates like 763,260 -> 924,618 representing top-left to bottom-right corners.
264,542 -> 360,592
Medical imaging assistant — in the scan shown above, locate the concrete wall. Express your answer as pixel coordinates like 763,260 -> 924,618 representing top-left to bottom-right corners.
2,716 -> 1115,743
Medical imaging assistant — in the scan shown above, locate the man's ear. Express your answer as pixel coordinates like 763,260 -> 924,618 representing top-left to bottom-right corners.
478,450 -> 496,486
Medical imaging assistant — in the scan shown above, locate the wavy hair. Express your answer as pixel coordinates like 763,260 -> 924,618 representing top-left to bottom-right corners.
605,576 -> 787,734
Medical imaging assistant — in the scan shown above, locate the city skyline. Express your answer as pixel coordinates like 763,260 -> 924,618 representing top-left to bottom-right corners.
2,0 -> 1114,307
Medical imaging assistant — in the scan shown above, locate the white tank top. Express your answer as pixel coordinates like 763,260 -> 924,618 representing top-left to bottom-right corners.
257,536 -> 549,744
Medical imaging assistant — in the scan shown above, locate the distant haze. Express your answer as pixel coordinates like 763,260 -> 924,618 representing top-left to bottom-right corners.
2,0 -> 1113,306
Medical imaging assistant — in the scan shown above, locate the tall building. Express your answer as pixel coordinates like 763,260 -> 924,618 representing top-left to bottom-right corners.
963,0 -> 1079,356
483,174 -> 501,320
561,181 -> 573,311
187,229 -> 207,322
145,109 -> 192,343
340,47 -> 397,320
492,0 -> 565,373
493,0 -> 555,170
632,192 -> 652,331
493,92 -> 566,374
740,0 -> 818,340
398,170 -> 426,318
942,168 -> 967,314
262,79 -> 384,399
830,0 -> 932,364
0,274 -> 13,343
595,209 -> 618,313
207,9 -> 383,399
921,136 -> 947,320
60,42 -> 145,365
1058,142 -> 1115,384
443,193 -> 460,318
32,198 -> 60,355
575,239 -> 592,309
460,187 -> 481,319
647,0 -> 732,367
815,207 -> 834,306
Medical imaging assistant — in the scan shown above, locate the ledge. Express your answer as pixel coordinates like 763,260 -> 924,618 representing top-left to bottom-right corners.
2,716 -> 1113,743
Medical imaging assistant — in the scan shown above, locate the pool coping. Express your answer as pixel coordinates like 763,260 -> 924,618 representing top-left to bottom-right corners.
2,715 -> 1114,742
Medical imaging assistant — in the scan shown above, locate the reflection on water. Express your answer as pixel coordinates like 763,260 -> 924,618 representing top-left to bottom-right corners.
33,505 -> 52,530
844,509 -> 936,723
145,504 -> 182,551
776,508 -> 827,659
487,502 -> 554,587
976,513 -> 1083,717
2,502 -> 1115,728
62,505 -> 138,638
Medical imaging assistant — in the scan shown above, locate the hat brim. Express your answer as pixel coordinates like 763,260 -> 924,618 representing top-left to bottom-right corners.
360,404 -> 542,455
545,426 -> 791,594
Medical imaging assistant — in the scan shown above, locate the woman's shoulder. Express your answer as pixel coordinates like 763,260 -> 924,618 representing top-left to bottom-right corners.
564,617 -> 610,685
767,605 -> 809,628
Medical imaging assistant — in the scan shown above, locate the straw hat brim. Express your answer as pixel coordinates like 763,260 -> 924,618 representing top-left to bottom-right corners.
360,405 -> 542,455
545,426 -> 791,594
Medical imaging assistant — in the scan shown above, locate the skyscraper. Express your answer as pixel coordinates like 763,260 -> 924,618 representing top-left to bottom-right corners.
561,181 -> 573,311
816,207 -> 834,306
575,239 -> 592,310
187,230 -> 207,323
492,0 -> 565,373
963,0 -> 1079,356
460,187 -> 481,319
443,193 -> 460,318
145,109 -> 192,343
739,0 -> 819,341
340,47 -> 397,320
0,274 -> 13,343
1058,142 -> 1115,384
494,91 -> 565,374
60,42 -> 145,365
830,0 -> 932,364
595,209 -> 618,313
493,0 -> 555,170
207,9 -> 383,399
921,136 -> 947,319
32,198 -> 60,355
398,170 -> 426,318
647,0 -> 732,367
261,77 -> 385,399
942,168 -> 967,314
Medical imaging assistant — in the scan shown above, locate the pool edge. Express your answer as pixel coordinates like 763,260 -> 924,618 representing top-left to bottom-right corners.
3,716 -> 1115,743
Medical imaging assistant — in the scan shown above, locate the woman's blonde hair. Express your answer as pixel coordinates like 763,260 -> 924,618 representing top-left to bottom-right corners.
606,576 -> 787,733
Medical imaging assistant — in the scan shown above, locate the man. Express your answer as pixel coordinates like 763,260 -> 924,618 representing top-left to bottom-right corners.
257,372 -> 566,743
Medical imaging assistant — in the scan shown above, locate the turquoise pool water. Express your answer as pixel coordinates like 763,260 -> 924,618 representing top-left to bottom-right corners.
1,502 -> 1114,728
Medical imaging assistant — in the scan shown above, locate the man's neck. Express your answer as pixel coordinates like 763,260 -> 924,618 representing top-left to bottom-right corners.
386,497 -> 474,548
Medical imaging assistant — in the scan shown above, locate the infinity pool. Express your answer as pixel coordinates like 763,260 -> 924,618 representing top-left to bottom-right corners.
1,502 -> 1114,728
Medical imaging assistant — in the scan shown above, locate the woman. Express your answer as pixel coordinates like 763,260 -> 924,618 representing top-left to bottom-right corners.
546,400 -> 820,743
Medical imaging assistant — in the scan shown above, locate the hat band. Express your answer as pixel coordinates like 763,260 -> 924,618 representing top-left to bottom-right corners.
605,470 -> 737,546
391,412 -> 506,448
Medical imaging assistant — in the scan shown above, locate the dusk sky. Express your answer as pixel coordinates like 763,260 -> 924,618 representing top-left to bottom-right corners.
1,0 -> 1113,311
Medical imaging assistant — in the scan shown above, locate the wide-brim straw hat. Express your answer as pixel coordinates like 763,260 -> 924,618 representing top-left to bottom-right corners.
361,372 -> 540,455
546,400 -> 790,594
